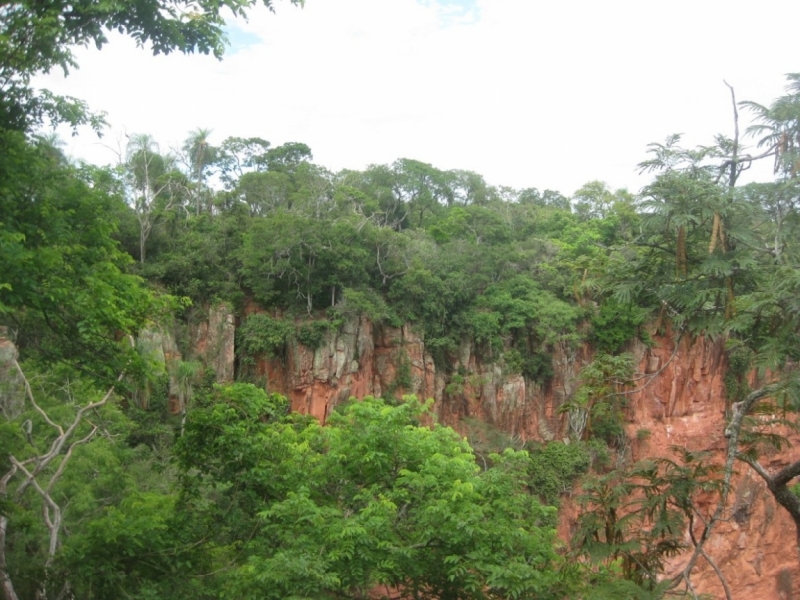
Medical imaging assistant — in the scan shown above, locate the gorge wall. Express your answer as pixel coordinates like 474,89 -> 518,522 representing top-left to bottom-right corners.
168,304 -> 800,600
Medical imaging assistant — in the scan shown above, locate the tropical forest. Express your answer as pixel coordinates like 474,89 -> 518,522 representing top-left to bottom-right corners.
3,1 -> 800,599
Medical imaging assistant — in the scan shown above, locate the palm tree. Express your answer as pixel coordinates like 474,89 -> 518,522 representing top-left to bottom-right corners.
182,128 -> 217,215
742,73 -> 800,177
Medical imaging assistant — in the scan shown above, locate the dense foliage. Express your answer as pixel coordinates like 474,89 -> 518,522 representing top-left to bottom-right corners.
5,0 -> 800,597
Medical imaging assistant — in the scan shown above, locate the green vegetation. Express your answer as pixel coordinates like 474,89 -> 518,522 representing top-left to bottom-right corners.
173,390 -> 570,599
236,313 -> 295,359
6,0 -> 800,596
527,441 -> 594,506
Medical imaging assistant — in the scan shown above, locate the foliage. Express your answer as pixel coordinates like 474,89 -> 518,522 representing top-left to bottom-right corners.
723,338 -> 754,403
295,320 -> 332,350
561,354 -> 635,445
590,298 -> 648,355
10,17 -> 800,594
527,441 -> 592,505
173,390 -> 572,599
236,313 -> 294,359
573,448 -> 720,591
386,350 -> 413,397
330,286 -> 398,325
0,0 -> 303,131
0,131 -> 166,383
0,360 -> 179,599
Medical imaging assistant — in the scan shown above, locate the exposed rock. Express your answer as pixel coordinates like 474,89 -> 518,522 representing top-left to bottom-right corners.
0,328 -> 24,420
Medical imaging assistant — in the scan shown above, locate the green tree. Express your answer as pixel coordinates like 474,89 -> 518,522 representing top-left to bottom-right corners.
0,345 -> 149,600
600,76 -> 800,573
0,132 -> 162,380
216,136 -> 272,187
125,133 -> 186,262
0,0 -> 303,131
182,128 -> 218,215
175,388 -> 571,599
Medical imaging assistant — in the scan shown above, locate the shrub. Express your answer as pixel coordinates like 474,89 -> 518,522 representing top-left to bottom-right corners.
295,320 -> 331,350
236,314 -> 294,359
527,441 -> 591,505
590,298 -> 647,354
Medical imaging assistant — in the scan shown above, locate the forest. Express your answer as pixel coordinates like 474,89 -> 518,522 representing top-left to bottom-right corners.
3,1 -> 800,599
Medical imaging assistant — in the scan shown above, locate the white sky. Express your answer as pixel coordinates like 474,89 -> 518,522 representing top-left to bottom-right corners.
35,0 -> 800,196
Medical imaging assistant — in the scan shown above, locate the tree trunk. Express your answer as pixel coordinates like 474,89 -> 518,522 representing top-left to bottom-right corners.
140,228 -> 147,263
676,225 -> 687,277
0,515 -> 20,600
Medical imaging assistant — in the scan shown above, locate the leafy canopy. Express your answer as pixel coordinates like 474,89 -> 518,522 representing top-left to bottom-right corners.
174,387 -> 572,599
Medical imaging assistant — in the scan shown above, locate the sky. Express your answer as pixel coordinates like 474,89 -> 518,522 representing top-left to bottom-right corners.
35,0 -> 800,196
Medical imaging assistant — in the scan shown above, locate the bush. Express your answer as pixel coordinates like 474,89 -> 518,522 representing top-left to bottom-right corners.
527,441 -> 591,505
591,403 -> 626,447
503,349 -> 554,384
590,298 -> 647,354
295,320 -> 331,350
236,314 -> 294,358
386,350 -> 413,397
521,351 -> 554,383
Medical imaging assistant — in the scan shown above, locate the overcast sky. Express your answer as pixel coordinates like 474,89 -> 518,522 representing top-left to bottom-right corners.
35,0 -> 800,196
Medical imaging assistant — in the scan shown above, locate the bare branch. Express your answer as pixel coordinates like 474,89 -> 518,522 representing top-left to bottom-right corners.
13,361 -> 62,433
699,546 -> 733,600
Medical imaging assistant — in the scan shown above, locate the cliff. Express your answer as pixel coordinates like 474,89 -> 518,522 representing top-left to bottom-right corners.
169,305 -> 800,599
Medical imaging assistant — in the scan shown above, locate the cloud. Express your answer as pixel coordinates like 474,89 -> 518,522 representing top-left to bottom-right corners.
35,0 -> 799,194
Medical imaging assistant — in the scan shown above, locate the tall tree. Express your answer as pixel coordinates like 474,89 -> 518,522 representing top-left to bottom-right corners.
182,128 -> 217,215
0,132 -> 159,380
125,134 -> 184,262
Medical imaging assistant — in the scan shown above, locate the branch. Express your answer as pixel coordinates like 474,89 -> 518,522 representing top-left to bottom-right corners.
9,341 -> 130,500
669,383 -> 780,590
699,545 -> 733,600
14,361 -> 62,433
46,426 -> 99,495
771,459 -> 800,488
9,457 -> 61,559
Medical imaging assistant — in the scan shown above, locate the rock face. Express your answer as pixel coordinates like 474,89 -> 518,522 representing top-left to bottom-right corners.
0,327 -> 24,420
193,304 -> 236,383
171,309 -> 800,599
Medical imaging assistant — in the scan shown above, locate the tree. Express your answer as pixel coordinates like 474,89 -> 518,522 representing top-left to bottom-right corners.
0,334 -> 130,600
182,128 -> 217,215
741,73 -> 800,177
0,132 -> 161,381
217,136 -> 271,187
0,0 -> 304,132
175,388 -> 572,599
573,450 -> 723,597
600,77 -> 800,579
125,134 -> 185,262
392,159 -> 450,228
235,170 -> 292,216
637,137 -> 721,280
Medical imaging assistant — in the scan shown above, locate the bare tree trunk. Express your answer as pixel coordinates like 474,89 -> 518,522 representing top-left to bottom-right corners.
0,514 -> 20,600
